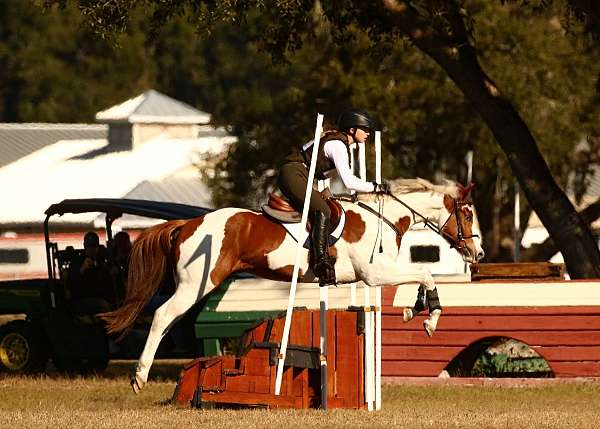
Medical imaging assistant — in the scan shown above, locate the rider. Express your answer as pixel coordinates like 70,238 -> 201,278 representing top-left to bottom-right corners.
278,108 -> 390,286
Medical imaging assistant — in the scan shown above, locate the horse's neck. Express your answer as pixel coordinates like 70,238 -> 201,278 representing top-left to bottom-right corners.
342,192 -> 444,227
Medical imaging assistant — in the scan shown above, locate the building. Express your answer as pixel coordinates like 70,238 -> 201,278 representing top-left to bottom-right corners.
0,90 -> 235,279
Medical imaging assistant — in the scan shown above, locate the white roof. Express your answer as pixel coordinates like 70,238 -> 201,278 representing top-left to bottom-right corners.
95,89 -> 210,124
0,133 -> 234,226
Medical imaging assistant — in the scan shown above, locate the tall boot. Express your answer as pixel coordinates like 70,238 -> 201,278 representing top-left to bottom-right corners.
311,212 -> 336,287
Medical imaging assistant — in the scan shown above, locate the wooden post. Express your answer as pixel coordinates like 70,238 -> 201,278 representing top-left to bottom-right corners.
275,113 -> 323,395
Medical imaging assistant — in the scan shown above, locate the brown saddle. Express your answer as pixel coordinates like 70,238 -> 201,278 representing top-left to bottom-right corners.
262,192 -> 343,231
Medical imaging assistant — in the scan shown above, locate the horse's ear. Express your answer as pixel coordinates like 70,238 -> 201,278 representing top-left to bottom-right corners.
460,182 -> 475,200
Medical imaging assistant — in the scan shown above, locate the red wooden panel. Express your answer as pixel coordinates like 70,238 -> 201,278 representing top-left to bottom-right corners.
382,330 -> 600,347
383,306 -> 600,317
550,361 -> 600,377
334,311 -> 362,408
290,311 -> 310,346
383,345 -> 464,361
382,360 -> 446,377
536,346 -> 600,362
383,314 -> 600,331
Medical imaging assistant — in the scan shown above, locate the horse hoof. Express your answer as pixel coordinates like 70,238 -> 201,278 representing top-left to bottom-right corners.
403,307 -> 414,323
130,376 -> 144,394
423,320 -> 435,337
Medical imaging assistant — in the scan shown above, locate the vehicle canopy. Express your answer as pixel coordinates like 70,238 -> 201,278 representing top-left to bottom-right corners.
45,198 -> 211,220
43,198 -> 212,307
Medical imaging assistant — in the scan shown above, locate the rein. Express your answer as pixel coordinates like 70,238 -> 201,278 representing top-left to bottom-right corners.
339,191 -> 479,251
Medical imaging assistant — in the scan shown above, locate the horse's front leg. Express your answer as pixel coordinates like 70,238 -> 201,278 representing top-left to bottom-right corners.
359,260 -> 442,337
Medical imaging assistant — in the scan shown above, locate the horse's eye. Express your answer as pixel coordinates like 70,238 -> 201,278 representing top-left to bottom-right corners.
465,215 -> 473,222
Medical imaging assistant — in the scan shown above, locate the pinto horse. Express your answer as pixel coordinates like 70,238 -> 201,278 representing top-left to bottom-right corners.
100,178 -> 484,393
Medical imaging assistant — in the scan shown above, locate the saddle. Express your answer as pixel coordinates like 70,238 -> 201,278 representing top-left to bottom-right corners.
262,192 -> 344,233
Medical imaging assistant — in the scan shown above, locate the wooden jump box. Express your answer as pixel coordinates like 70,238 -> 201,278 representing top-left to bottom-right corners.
470,262 -> 565,281
173,309 -> 367,409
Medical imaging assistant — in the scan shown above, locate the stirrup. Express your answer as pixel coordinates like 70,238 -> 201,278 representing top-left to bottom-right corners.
314,256 -> 336,287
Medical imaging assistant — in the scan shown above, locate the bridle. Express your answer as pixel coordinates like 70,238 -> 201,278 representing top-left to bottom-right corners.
350,191 -> 479,253
436,198 -> 480,251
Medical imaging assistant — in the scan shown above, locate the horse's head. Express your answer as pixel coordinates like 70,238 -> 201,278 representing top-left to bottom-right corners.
438,182 -> 485,263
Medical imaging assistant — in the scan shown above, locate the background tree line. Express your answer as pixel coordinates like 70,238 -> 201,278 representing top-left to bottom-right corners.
1,0 -> 599,271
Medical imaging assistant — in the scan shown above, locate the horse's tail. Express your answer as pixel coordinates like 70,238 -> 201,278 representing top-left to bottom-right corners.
99,219 -> 187,340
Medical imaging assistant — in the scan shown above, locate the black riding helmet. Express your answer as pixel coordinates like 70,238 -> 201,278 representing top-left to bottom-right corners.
337,109 -> 376,132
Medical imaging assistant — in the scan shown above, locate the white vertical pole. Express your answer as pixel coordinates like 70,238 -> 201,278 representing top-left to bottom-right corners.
364,287 -> 374,411
317,177 -> 329,409
357,144 -> 374,410
275,113 -> 324,395
319,285 -> 328,409
358,142 -> 367,182
374,131 -> 382,411
465,150 -> 473,274
514,181 -> 520,262
349,144 -> 357,307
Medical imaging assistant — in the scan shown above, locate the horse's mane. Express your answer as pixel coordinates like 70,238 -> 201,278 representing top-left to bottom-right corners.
356,177 -> 460,202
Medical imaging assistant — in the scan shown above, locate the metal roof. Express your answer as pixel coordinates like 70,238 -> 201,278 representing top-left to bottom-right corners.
95,89 -> 210,124
123,176 -> 213,208
45,198 -> 211,220
0,123 -> 107,168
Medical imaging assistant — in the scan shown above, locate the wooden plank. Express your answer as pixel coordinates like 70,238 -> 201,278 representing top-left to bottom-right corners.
334,311 -> 362,408
470,262 -> 564,281
383,346 -> 464,361
382,330 -> 600,347
382,360 -> 446,377
201,391 -> 300,408
383,314 -> 600,331
551,361 -> 600,377
536,346 -> 600,362
383,306 -> 600,316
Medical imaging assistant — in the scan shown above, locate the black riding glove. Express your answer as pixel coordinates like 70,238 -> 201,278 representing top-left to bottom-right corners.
373,181 -> 391,194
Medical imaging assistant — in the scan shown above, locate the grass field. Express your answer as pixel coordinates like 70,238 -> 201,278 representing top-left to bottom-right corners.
1,361 -> 599,429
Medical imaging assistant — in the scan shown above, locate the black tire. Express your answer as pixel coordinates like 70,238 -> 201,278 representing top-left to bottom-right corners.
0,320 -> 48,374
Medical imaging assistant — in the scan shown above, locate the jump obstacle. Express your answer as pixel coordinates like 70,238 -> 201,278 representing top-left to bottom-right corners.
174,114 -> 386,410
173,308 -> 369,409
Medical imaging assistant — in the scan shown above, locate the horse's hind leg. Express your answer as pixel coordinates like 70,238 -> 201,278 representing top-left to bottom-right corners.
423,287 -> 442,337
132,274 -> 204,393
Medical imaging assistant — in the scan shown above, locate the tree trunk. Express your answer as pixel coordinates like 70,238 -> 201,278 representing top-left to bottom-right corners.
522,197 -> 600,262
383,0 -> 600,278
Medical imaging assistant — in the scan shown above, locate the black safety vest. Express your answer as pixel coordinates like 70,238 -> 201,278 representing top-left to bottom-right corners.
285,130 -> 351,180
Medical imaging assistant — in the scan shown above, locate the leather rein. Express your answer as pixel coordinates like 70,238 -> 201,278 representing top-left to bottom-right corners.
341,192 -> 479,250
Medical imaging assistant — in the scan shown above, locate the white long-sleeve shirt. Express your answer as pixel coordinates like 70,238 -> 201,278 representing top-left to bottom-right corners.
322,139 -> 376,193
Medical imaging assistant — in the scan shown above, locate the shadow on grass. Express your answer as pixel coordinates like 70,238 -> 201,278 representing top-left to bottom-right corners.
41,359 -> 189,382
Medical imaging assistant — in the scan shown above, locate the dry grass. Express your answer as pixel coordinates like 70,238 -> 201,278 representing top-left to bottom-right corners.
1,361 -> 600,428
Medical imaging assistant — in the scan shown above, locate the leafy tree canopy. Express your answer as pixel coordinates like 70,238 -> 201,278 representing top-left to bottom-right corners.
3,0 -> 599,271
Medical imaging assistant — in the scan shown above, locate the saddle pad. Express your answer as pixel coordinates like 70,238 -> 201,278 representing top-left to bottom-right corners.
281,210 -> 346,249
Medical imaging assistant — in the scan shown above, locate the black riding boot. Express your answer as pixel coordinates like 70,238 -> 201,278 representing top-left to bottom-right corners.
311,212 -> 336,287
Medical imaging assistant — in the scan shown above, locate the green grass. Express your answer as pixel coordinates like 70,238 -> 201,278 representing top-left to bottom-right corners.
1,361 -> 599,428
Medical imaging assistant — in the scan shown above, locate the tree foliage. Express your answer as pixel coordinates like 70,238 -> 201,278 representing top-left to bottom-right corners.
4,0 -> 600,274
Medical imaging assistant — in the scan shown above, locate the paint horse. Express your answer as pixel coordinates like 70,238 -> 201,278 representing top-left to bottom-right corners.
100,178 -> 484,393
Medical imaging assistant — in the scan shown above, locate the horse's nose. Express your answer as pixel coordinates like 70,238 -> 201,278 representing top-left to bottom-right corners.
477,250 -> 485,261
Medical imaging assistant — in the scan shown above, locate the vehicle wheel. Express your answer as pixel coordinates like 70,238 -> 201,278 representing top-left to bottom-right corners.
0,321 -> 48,374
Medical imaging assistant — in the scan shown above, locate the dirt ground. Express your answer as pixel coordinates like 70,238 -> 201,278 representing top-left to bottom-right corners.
1,361 -> 599,429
